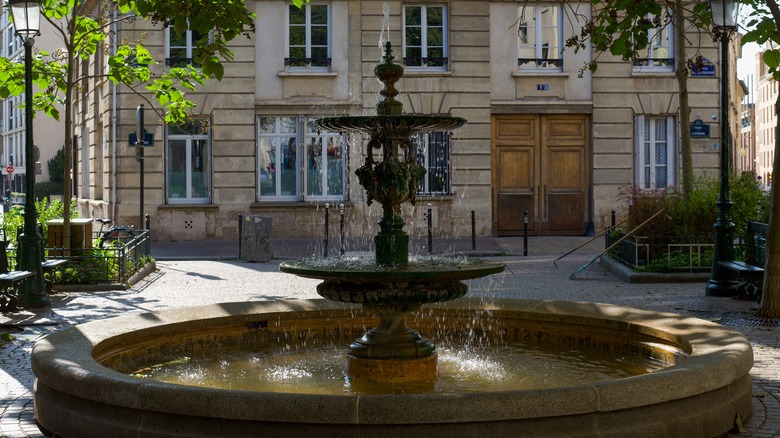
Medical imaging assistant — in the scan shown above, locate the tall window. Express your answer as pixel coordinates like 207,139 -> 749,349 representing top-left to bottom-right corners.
635,116 -> 676,189
633,14 -> 673,71
257,116 -> 345,201
286,3 -> 331,69
166,20 -> 203,68
166,120 -> 210,203
403,4 -> 448,70
411,132 -> 451,195
517,5 -> 563,70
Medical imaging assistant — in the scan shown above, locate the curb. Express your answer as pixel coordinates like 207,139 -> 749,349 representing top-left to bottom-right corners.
601,256 -> 711,283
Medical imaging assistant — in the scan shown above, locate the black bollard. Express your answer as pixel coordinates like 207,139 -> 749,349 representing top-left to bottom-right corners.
238,214 -> 243,259
471,210 -> 476,250
523,210 -> 528,257
339,203 -> 345,256
324,203 -> 329,257
145,214 -> 151,231
608,210 -> 616,249
427,203 -> 433,254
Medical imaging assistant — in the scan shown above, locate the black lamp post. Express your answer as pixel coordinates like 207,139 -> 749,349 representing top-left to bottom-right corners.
10,0 -> 47,308
706,0 -> 740,297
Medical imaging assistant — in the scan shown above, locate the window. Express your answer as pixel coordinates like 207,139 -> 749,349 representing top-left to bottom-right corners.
166,120 -> 210,203
166,20 -> 203,68
635,116 -> 676,189
286,3 -> 331,69
403,4 -> 448,70
411,132 -> 451,195
633,13 -> 673,71
517,5 -> 563,70
257,116 -> 346,201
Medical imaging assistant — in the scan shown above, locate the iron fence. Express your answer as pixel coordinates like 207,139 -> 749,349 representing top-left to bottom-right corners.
7,229 -> 151,284
606,232 -> 715,272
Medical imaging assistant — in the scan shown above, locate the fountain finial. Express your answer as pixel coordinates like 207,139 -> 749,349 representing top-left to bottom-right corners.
374,42 -> 404,116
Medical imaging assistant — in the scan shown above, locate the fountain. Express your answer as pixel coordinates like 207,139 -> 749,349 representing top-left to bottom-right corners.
30,40 -> 752,438
279,41 -> 504,385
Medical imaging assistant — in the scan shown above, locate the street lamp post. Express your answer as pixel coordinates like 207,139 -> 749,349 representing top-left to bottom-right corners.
9,0 -> 47,308
706,0 -> 740,297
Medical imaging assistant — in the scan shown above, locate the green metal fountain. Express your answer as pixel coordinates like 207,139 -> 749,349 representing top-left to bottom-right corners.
280,42 -> 504,384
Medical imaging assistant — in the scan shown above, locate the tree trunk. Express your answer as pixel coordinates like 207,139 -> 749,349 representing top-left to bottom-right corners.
758,95 -> 780,318
675,0 -> 693,200
757,0 -> 780,318
61,10 -> 77,252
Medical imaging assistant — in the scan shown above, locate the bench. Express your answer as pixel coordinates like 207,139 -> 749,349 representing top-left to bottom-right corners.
0,240 -> 35,312
718,221 -> 767,301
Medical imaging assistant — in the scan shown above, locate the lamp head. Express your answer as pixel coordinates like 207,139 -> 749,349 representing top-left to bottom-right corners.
708,0 -> 740,32
8,0 -> 42,42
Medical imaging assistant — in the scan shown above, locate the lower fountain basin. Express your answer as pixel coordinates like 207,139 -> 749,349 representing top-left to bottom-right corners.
32,298 -> 753,437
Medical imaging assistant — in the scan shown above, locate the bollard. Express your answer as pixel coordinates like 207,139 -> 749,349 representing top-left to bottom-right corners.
427,203 -> 433,255
238,214 -> 243,259
145,214 -> 151,231
324,203 -> 330,257
471,210 -> 476,250
339,203 -> 345,256
523,211 -> 528,257
608,210 -> 616,249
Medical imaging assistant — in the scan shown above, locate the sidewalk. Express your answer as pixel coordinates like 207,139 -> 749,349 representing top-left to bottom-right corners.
2,236 -> 779,437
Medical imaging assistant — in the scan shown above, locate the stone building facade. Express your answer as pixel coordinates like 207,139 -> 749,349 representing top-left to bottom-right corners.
73,1 -> 732,242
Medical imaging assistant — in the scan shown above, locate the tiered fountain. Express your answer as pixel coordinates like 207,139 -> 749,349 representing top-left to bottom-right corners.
30,43 -> 753,438
280,42 -> 503,385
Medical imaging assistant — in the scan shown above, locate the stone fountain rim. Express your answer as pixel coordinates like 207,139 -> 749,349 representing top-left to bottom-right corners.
31,298 -> 752,428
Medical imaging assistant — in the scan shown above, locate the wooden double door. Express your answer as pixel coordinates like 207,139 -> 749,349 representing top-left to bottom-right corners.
491,114 -> 590,236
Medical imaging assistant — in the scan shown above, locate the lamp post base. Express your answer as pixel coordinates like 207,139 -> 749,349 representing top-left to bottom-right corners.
17,234 -> 49,308
705,279 -> 738,297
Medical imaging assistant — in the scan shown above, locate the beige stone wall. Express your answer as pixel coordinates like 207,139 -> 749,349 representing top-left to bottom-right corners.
70,0 -> 727,242
591,20 -> 720,230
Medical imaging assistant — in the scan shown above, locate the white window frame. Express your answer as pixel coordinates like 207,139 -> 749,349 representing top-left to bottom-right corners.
285,2 -> 332,71
165,20 -> 207,69
165,121 -> 211,204
516,5 -> 564,71
256,116 -> 346,202
635,115 -> 676,189
402,4 -> 448,71
633,13 -> 674,72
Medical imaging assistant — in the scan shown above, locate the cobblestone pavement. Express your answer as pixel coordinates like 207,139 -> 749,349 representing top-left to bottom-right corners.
1,236 -> 779,437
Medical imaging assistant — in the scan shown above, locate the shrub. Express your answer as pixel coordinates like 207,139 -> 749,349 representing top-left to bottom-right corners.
621,172 -> 767,239
2,198 -> 80,244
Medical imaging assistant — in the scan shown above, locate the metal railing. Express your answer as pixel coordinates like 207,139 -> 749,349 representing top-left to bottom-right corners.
606,232 -> 714,271
8,229 -> 151,284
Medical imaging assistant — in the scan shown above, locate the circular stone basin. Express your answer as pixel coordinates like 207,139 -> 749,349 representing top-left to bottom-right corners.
31,299 -> 753,438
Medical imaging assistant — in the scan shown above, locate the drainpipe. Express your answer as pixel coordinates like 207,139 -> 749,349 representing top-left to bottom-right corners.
111,8 -> 118,222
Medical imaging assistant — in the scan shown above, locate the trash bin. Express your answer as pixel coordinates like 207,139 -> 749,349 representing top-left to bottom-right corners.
239,215 -> 273,262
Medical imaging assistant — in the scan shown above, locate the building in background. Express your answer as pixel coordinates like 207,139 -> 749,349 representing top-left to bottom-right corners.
60,1 -> 743,241
0,4 -> 64,198
755,50 -> 778,186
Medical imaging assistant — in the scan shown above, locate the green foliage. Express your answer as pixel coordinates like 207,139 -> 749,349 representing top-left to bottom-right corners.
1,198 -> 79,244
623,172 -> 769,239
36,181 -> 64,199
48,146 -> 65,183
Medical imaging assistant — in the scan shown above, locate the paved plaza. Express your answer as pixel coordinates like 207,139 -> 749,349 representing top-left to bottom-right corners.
2,236 -> 780,437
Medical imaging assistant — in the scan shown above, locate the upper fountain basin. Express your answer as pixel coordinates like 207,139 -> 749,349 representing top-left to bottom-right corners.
279,256 -> 504,282
314,115 -> 466,134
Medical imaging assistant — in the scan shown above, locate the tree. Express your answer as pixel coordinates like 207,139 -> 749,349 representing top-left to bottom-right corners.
740,0 -> 780,318
0,0 -> 267,249
565,0 -> 712,202
569,0 -> 780,317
